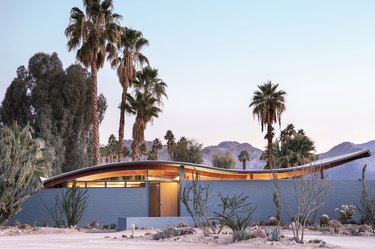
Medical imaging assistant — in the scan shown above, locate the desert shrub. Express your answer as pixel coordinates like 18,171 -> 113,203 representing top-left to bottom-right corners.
181,174 -> 223,234
335,205 -> 356,224
42,183 -> 88,228
153,227 -> 180,240
232,230 -> 252,242
215,193 -> 256,242
320,214 -> 329,226
358,165 -> 375,233
61,184 -> 88,227
215,193 -> 256,233
328,219 -> 342,234
103,223 -> 117,229
273,190 -> 281,223
318,225 -> 333,234
267,226 -> 282,241
0,123 -> 52,225
273,171 -> 330,243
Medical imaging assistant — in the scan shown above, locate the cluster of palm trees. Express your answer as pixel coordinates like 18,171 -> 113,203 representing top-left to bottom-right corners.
250,81 -> 317,169
65,0 -> 166,165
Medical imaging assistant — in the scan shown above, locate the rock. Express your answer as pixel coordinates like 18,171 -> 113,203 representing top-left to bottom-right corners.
122,234 -> 127,238
320,214 -> 330,226
177,222 -> 189,228
268,216 -> 278,226
328,219 -> 342,234
179,227 -> 196,235
358,225 -> 367,233
251,227 -> 267,238
20,224 -> 32,230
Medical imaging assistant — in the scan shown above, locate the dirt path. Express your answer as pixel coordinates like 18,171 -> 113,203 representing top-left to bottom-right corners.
1,228 -> 375,249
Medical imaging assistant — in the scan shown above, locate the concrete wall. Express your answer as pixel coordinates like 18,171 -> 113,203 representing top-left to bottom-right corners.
10,187 -> 148,227
10,180 -> 375,227
181,180 -> 375,223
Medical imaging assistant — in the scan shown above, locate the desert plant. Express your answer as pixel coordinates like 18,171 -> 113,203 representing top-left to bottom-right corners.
103,223 -> 117,229
358,164 -> 375,232
273,170 -> 330,243
335,205 -> 356,224
267,226 -> 282,241
214,193 -> 257,236
62,184 -> 88,227
181,174 -> 222,234
152,227 -> 180,240
0,123 -> 52,225
232,230 -> 252,242
40,191 -> 65,227
320,214 -> 330,226
273,189 -> 281,223
42,183 -> 88,228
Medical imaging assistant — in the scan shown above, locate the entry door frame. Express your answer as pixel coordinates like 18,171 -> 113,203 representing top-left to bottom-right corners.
148,181 -> 180,217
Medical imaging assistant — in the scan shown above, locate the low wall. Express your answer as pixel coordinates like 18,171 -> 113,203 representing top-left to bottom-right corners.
10,180 -> 375,227
10,187 -> 148,227
181,180 -> 375,223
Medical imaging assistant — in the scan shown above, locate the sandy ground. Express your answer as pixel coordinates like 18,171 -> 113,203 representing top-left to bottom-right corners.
1,226 -> 375,249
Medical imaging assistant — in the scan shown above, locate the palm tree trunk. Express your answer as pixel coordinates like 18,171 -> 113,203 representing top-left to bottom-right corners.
91,62 -> 100,166
131,117 -> 145,161
242,161 -> 246,170
267,122 -> 274,169
118,86 -> 128,162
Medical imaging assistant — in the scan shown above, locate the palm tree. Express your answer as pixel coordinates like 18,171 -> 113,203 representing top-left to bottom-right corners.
238,150 -> 250,170
65,0 -> 122,165
108,27 -> 149,161
122,145 -> 131,160
126,91 -> 162,160
279,123 -> 296,143
139,143 -> 148,160
278,133 -> 317,167
250,81 -> 286,169
261,125 -> 317,168
152,138 -> 163,160
164,130 -> 175,160
133,66 -> 168,104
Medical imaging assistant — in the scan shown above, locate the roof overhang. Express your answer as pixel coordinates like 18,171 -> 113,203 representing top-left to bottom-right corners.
42,149 -> 371,188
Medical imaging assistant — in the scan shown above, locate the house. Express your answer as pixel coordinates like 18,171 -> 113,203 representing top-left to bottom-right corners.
11,149 -> 372,228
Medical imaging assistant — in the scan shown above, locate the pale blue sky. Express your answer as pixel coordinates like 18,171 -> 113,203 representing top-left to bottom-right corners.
1,0 -> 375,153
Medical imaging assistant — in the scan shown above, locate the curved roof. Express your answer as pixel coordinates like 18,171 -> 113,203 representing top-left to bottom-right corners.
43,149 -> 371,188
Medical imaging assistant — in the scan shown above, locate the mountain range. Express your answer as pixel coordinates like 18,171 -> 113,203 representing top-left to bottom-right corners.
123,140 -> 375,179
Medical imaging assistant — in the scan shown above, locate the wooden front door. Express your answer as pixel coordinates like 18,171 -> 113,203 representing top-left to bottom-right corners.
149,182 -> 178,217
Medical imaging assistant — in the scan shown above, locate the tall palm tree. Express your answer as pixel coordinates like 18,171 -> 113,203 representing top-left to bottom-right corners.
238,150 -> 250,170
250,81 -> 286,169
164,130 -> 175,160
65,0 -> 122,165
133,66 -> 168,104
108,27 -> 149,161
126,91 -> 162,160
